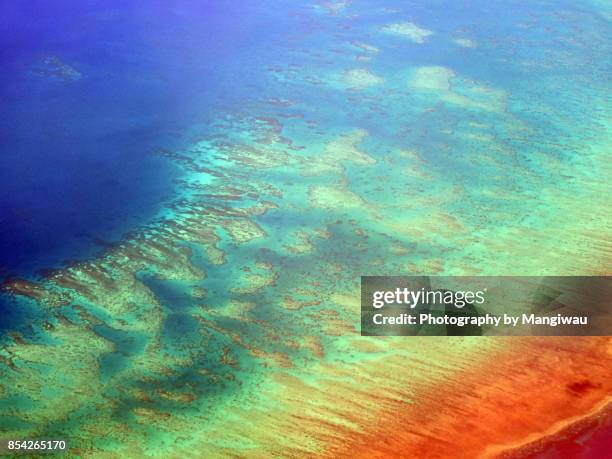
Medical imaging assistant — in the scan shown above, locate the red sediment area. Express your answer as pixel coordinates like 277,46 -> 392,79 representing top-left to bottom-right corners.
324,337 -> 612,458
499,401 -> 612,458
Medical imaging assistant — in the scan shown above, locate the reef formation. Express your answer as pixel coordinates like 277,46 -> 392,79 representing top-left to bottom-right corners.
1,0 -> 611,457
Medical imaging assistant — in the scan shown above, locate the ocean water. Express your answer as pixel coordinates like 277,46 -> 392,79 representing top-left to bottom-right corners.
0,0 -> 277,277
0,0 -> 610,456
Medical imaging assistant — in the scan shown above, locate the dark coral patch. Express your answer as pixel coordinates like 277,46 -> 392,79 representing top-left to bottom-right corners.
566,380 -> 602,397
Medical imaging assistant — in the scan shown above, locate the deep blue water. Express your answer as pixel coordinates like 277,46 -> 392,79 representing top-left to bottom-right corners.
0,0 -> 271,278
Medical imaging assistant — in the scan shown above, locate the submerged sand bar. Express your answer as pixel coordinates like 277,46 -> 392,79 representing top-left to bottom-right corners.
381,21 -> 434,43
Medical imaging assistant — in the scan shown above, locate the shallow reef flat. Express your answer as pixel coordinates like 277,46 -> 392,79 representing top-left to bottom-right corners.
341,68 -> 384,89
1,0 -> 611,457
409,66 -> 508,113
380,21 -> 434,44
454,37 -> 478,48
410,66 -> 456,92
